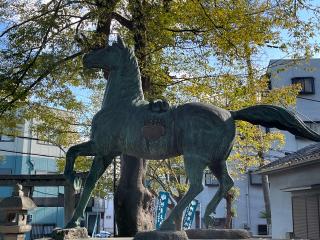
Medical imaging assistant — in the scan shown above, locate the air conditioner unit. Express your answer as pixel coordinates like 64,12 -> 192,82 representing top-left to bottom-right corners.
258,224 -> 268,235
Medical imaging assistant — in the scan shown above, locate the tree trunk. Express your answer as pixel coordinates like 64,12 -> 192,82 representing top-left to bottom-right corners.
175,213 -> 183,230
258,150 -> 272,232
224,192 -> 233,229
114,1 -> 157,236
261,174 -> 272,227
115,155 -> 155,236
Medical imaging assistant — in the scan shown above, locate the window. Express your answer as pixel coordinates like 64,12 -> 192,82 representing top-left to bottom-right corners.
204,172 -> 219,186
249,171 -> 262,185
258,224 -> 268,235
291,77 -> 315,94
0,135 -> 14,142
36,129 -> 56,145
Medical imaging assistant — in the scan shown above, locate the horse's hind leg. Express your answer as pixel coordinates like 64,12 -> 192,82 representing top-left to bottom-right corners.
204,160 -> 234,228
160,154 -> 206,231
65,154 -> 113,228
64,141 -> 95,186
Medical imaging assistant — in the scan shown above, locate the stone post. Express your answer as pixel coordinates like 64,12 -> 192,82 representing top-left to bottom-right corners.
0,184 -> 36,240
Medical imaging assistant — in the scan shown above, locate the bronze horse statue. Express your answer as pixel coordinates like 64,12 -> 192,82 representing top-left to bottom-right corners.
64,36 -> 320,230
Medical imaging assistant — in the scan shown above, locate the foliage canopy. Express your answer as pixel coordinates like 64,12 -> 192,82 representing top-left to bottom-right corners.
1,0 -> 319,196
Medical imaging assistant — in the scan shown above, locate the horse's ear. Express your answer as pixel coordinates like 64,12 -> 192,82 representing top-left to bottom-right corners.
117,35 -> 125,49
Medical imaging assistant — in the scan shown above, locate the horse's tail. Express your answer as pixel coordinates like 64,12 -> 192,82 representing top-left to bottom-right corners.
230,104 -> 320,142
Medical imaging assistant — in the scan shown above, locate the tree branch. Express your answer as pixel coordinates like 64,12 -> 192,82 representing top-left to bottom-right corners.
1,0 -> 64,104
0,51 -> 84,115
164,27 -> 208,34
111,12 -> 133,30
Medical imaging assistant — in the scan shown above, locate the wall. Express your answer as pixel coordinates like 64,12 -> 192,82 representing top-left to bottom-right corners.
267,59 -> 320,238
197,173 -> 266,235
268,164 -> 320,239
103,195 -> 115,233
269,59 -> 320,153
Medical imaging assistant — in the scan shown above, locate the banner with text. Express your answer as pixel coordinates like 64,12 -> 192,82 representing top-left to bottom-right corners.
155,191 -> 170,229
182,199 -> 199,229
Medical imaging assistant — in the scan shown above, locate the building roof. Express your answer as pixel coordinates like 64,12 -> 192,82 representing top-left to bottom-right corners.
257,143 -> 320,174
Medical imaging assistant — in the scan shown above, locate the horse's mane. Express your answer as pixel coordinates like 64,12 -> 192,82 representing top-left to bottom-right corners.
119,45 -> 139,75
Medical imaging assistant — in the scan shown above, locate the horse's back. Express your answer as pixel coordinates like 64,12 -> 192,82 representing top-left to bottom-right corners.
175,102 -> 233,126
174,102 -> 235,159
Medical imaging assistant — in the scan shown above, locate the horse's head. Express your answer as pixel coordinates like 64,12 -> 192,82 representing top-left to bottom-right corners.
83,35 -> 126,70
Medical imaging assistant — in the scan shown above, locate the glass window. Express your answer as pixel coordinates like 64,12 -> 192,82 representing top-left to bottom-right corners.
204,172 -> 219,186
249,171 -> 262,185
292,77 -> 315,94
0,135 -> 14,142
36,129 -> 56,145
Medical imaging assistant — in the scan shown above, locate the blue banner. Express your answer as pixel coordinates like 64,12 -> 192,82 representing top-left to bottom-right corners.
182,199 -> 199,229
155,191 -> 170,229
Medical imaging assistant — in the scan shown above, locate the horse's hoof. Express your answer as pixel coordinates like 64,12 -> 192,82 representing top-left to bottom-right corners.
159,221 -> 176,231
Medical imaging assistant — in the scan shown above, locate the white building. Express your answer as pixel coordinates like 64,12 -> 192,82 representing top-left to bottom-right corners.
258,143 -> 320,239
195,170 -> 267,235
268,59 -> 320,152
194,59 -> 320,237
258,58 -> 320,239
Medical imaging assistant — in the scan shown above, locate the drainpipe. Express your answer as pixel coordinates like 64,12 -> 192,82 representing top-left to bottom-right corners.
26,120 -> 34,174
246,172 -> 251,230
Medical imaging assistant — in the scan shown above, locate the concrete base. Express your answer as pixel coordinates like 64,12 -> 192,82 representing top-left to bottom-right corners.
51,227 -> 88,240
134,230 -> 188,240
186,229 -> 251,239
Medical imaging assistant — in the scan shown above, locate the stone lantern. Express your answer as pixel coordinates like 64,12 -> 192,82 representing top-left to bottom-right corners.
0,184 -> 36,240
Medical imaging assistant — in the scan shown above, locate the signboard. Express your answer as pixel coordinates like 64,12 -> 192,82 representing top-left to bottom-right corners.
182,199 -> 198,229
155,191 -> 170,229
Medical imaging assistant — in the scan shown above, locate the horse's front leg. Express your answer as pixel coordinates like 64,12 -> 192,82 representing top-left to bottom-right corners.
64,141 -> 95,189
65,154 -> 114,228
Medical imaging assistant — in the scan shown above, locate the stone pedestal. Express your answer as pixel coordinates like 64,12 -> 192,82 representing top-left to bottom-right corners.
134,230 -> 188,240
186,229 -> 251,239
51,227 -> 88,240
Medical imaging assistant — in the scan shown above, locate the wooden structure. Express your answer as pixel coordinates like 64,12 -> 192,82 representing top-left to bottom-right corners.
0,173 -> 88,225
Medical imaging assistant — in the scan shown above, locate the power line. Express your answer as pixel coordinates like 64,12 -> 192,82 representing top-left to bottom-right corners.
0,148 -> 63,158
297,96 -> 320,103
0,133 -> 67,154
